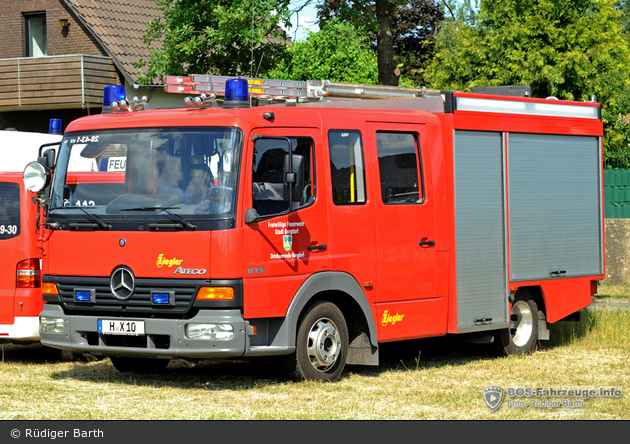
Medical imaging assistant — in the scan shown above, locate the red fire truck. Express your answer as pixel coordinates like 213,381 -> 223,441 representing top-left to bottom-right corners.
23,78 -> 604,381
0,128 -> 102,343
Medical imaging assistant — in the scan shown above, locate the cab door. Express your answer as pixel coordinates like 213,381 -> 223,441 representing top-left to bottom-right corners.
368,122 -> 437,339
242,127 -> 330,319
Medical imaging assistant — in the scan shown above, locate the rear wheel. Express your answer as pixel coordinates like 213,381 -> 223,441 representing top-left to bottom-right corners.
496,291 -> 539,355
288,301 -> 348,382
110,356 -> 170,374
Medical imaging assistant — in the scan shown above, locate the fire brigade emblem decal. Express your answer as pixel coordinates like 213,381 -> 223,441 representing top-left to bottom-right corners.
283,235 -> 292,252
482,385 -> 505,411
110,266 -> 135,300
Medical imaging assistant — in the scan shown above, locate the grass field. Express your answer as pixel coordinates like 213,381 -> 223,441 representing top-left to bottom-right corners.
0,285 -> 628,420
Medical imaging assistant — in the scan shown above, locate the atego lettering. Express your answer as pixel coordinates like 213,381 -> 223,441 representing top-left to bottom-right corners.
174,267 -> 207,275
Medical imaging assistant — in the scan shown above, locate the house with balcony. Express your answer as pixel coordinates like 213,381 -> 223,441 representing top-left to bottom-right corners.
0,0 -> 179,133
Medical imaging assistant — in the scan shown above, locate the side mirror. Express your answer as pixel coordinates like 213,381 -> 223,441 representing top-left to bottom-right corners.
41,148 -> 56,170
245,208 -> 259,224
283,154 -> 304,203
23,161 -> 51,193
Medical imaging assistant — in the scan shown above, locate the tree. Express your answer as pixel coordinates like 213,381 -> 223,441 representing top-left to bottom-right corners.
134,0 -> 292,86
317,0 -> 443,86
617,1 -> 630,37
268,19 -> 379,83
427,0 -> 630,152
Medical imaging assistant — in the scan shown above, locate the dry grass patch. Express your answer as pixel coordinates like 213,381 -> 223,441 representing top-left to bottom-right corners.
596,280 -> 630,300
0,304 -> 628,420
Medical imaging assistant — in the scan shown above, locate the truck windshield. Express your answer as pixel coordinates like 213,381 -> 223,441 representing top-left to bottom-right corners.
49,128 -> 242,229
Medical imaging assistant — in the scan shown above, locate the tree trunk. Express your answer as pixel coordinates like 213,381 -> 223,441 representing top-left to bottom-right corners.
375,0 -> 398,86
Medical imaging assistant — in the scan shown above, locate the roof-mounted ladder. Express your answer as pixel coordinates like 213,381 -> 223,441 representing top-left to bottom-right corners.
163,74 -> 434,102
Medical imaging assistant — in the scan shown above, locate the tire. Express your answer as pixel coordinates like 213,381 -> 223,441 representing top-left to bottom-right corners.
288,301 -> 348,382
496,291 -> 539,356
110,356 -> 170,374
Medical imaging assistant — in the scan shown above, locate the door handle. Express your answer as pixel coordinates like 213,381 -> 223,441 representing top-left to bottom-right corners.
418,240 -> 435,247
307,244 -> 327,251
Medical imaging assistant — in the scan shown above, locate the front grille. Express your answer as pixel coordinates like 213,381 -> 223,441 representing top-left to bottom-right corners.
50,275 -> 203,317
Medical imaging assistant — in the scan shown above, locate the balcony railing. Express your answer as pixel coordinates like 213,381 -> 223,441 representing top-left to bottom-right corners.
0,54 -> 119,111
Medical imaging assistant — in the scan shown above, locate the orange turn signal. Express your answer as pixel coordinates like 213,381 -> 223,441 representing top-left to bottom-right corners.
196,287 -> 234,301
42,282 -> 59,295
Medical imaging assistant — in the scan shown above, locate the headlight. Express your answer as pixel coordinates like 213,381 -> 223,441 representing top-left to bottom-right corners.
185,324 -> 233,340
23,161 -> 51,192
40,317 -> 65,333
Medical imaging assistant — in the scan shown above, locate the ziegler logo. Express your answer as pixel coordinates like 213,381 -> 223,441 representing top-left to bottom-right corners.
381,310 -> 405,327
156,254 -> 184,268
174,266 -> 207,275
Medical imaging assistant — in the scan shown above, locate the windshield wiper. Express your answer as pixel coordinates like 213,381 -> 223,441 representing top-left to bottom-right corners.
120,206 -> 197,231
63,206 -> 112,230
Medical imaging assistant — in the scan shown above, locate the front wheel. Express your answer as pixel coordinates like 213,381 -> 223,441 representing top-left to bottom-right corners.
288,301 -> 348,382
496,291 -> 539,355
110,356 -> 170,374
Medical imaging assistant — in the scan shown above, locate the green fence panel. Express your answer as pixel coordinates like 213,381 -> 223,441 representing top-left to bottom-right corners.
603,162 -> 630,217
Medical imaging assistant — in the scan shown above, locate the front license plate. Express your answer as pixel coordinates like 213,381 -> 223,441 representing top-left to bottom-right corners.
98,319 -> 145,336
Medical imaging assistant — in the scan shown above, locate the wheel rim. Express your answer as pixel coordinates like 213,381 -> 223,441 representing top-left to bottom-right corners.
510,300 -> 534,348
306,317 -> 341,372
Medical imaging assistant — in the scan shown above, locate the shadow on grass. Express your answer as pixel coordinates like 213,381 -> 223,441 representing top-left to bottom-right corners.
543,308 -> 598,350
0,342 -> 67,364
2,311 -> 605,390
348,335 -> 499,378
33,335 -> 503,390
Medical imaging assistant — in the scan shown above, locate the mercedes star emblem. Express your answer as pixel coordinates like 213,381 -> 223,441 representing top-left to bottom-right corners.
110,266 -> 135,300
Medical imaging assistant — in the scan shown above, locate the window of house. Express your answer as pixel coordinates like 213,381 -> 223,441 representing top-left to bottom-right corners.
25,13 -> 47,57
376,132 -> 424,204
328,130 -> 366,205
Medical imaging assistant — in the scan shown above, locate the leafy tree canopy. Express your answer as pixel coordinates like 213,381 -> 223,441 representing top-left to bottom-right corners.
134,0 -> 292,86
317,0 -> 443,86
428,0 -> 630,152
268,18 -> 379,84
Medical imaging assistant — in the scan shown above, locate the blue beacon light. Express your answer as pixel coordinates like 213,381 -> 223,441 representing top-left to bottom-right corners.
152,293 -> 170,305
49,118 -> 62,134
223,78 -> 251,109
75,290 -> 92,302
103,85 -> 126,106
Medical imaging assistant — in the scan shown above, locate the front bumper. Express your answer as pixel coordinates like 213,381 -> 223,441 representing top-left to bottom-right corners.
39,304 -> 249,359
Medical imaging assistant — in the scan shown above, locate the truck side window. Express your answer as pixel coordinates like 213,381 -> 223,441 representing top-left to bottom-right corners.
375,132 -> 424,204
328,130 -> 366,205
252,137 -> 315,217
0,183 -> 20,239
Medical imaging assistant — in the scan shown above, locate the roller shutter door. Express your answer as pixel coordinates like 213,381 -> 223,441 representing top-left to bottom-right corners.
508,134 -> 603,281
454,131 -> 508,331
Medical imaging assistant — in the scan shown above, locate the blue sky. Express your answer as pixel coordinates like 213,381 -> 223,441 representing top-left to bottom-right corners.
287,0 -> 320,41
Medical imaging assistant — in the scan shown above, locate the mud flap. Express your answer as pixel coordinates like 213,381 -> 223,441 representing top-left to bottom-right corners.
538,311 -> 550,341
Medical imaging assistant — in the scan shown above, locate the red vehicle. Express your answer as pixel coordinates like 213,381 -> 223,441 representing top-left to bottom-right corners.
1,129 -> 118,344
1,130 -> 63,343
24,78 -> 604,381
0,172 -> 44,341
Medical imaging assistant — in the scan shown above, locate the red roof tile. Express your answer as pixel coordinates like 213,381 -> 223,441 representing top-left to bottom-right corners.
63,0 -> 163,84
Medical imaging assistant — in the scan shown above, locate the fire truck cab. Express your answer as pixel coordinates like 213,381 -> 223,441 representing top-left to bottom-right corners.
24,78 -> 604,380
